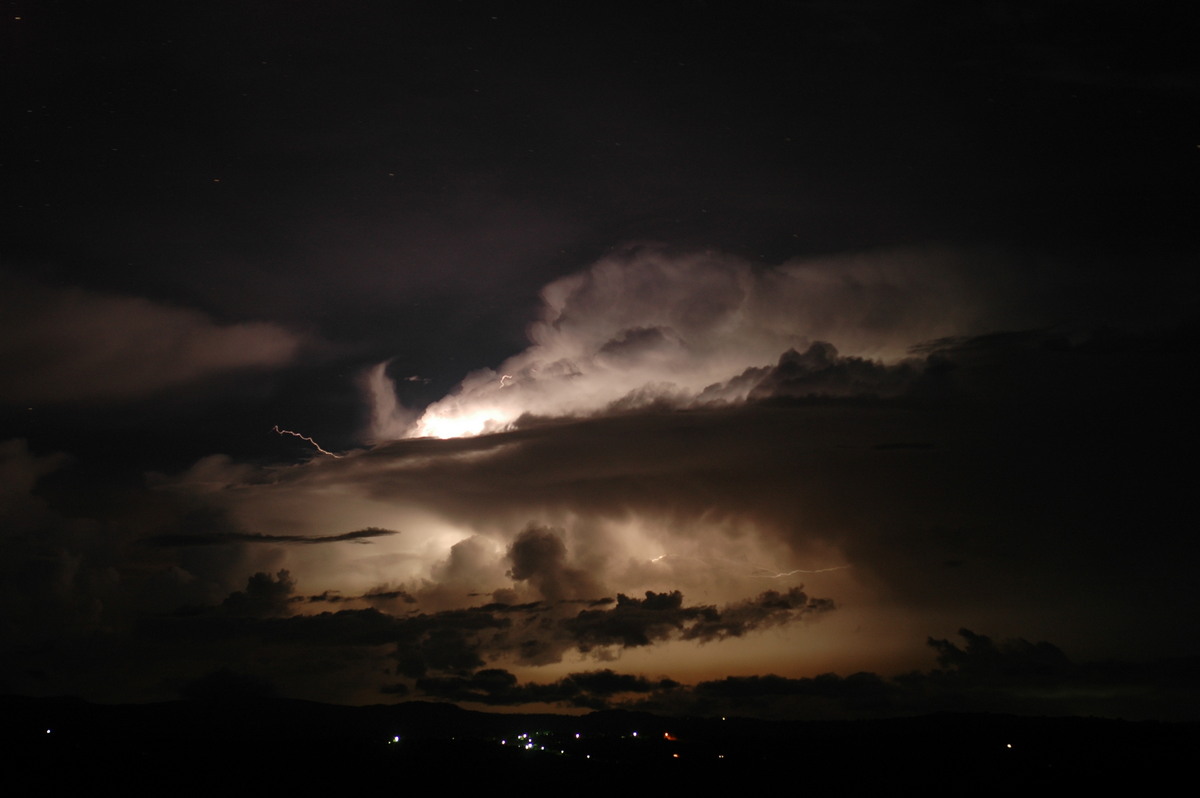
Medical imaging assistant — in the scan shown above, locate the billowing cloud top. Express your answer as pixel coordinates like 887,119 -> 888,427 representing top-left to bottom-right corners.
382,246 -> 1034,439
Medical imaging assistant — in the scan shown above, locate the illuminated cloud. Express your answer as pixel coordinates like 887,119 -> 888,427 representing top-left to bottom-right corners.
386,246 -> 1034,439
2,323 -> 1194,709
0,274 -> 305,403
362,360 -> 418,443
159,324 -> 1196,679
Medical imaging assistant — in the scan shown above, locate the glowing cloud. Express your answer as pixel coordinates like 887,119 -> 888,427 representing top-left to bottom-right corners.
362,361 -> 417,442
379,246 -> 1025,440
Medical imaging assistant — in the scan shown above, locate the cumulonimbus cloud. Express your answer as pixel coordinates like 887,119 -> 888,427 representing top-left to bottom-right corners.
376,245 -> 1033,440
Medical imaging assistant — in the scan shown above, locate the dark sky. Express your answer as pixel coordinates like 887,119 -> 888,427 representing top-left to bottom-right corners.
2,1 -> 1197,718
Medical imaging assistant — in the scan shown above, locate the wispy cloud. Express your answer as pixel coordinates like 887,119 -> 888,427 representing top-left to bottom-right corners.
144,526 -> 400,547
0,273 -> 306,403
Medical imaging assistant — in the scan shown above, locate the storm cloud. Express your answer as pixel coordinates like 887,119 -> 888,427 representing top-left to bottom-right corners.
385,247 -> 1048,439
2,2 -> 1195,719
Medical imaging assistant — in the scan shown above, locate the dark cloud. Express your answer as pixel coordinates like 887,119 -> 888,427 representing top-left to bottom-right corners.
145,526 -> 400,547
567,668 -> 678,696
681,671 -> 900,717
415,667 -> 679,709
927,628 -> 1073,684
0,438 -> 134,646
362,588 -> 417,605
220,570 -> 295,618
415,668 -> 525,706
747,343 -> 922,401
299,591 -> 352,604
695,671 -> 890,701
128,565 -> 834,696
300,586 -> 417,605
609,632 -> 1200,721
506,524 -> 602,602
394,583 -> 833,674
681,587 -> 835,642
694,340 -> 926,405
563,591 -> 690,650
403,626 -> 1200,720
565,587 -> 833,652
395,626 -> 488,679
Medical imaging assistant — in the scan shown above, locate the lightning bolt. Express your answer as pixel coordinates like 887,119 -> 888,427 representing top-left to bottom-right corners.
499,374 -> 514,387
273,425 -> 341,458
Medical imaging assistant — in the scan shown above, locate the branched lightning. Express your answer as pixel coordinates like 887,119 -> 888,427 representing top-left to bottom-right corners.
273,425 -> 341,458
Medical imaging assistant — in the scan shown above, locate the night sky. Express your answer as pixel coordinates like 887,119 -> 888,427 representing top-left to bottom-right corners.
2,1 -> 1197,719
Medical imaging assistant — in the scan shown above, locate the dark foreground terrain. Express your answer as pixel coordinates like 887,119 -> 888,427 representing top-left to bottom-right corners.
4,695 -> 1194,790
